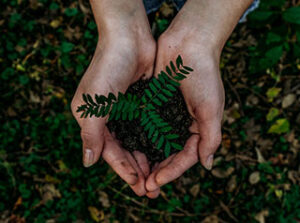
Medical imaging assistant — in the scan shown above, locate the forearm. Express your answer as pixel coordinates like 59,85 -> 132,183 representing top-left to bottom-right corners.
89,0 -> 150,37
167,0 -> 253,54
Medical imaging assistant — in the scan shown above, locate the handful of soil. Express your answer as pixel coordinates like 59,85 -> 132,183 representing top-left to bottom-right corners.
107,79 -> 192,163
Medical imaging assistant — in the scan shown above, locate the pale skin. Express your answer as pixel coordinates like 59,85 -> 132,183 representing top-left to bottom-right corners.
71,0 -> 254,198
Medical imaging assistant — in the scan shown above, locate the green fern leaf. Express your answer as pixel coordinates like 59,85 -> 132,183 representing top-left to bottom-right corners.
161,71 -> 180,87
153,78 -> 161,89
166,84 -> 177,92
117,92 -> 125,100
176,55 -> 183,68
151,130 -> 159,143
157,93 -> 168,102
144,122 -> 152,131
104,103 -> 111,116
82,94 -> 88,104
141,117 -> 150,126
164,141 -> 171,157
115,111 -> 121,120
170,61 -> 176,73
95,95 -> 106,105
149,82 -> 158,93
117,101 -> 124,111
162,89 -> 173,97
122,111 -> 127,120
166,134 -> 179,140
145,103 -> 155,110
175,72 -> 186,79
76,104 -> 87,112
99,105 -> 105,117
157,135 -> 164,149
128,110 -> 134,121
109,104 -> 117,119
160,126 -> 172,132
122,101 -> 130,112
166,65 -> 172,77
156,122 -> 169,127
174,73 -> 186,81
171,142 -> 183,150
148,125 -> 155,139
183,66 -> 193,72
134,110 -> 140,118
94,106 -> 101,117
145,89 -> 152,98
141,95 -> 147,103
108,93 -> 116,102
153,98 -> 162,106
158,74 -> 166,85
87,94 -> 97,106
179,69 -> 189,75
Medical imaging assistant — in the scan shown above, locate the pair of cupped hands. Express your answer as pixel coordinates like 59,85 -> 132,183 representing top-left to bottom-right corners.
71,0 -> 225,198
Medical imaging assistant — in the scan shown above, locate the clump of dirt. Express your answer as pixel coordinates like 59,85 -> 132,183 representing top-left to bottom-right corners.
107,79 -> 192,163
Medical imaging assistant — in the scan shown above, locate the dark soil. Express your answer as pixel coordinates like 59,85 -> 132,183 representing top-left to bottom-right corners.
107,79 -> 193,163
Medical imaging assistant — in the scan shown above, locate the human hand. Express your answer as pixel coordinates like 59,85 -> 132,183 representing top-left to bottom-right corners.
145,3 -> 227,198
71,0 -> 156,196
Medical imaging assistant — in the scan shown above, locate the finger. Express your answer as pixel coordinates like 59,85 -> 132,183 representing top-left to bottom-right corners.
132,151 -> 150,178
124,151 -> 147,196
192,118 -> 222,170
81,118 -> 106,168
145,154 -> 176,192
102,130 -> 138,186
146,163 -> 160,198
155,135 -> 199,187
146,188 -> 160,199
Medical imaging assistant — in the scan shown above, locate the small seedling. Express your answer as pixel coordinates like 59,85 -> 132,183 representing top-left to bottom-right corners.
76,55 -> 193,157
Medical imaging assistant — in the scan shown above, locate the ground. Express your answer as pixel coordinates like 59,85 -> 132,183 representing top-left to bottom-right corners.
0,0 -> 300,222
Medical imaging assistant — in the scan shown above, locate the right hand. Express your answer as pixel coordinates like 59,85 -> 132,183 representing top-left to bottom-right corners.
71,0 -> 156,196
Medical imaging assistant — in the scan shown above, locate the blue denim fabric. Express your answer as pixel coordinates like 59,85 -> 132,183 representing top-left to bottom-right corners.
143,0 -> 260,23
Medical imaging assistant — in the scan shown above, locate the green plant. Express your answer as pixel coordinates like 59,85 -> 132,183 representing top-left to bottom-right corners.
76,55 -> 193,157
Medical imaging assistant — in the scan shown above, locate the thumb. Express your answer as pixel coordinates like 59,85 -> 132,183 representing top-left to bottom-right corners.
81,118 -> 106,167
190,118 -> 222,170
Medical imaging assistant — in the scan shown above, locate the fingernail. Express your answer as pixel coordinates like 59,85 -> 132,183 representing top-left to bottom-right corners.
83,149 -> 94,167
205,154 -> 214,170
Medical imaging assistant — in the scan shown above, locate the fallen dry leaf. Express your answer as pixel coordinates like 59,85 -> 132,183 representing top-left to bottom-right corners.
212,167 -> 235,179
88,206 -> 104,222
189,184 -> 200,197
254,210 -> 269,223
282,94 -> 296,108
249,171 -> 260,185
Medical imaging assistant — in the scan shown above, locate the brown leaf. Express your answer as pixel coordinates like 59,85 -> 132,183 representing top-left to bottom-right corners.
282,94 -> 296,108
255,148 -> 266,163
189,184 -> 200,197
227,175 -> 237,192
42,184 -> 61,203
98,191 -> 110,208
249,171 -> 260,185
201,215 -> 219,223
159,2 -> 174,17
254,210 -> 269,223
212,167 -> 234,179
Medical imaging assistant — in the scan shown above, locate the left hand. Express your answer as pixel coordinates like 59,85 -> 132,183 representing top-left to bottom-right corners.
144,8 -> 225,198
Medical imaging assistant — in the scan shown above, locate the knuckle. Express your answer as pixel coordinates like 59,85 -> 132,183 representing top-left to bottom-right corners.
80,130 -> 95,142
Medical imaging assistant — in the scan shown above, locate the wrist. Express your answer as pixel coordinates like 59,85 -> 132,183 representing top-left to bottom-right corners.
168,0 -> 253,52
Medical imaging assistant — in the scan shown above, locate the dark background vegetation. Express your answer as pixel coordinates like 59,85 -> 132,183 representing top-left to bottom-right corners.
1,0 -> 300,222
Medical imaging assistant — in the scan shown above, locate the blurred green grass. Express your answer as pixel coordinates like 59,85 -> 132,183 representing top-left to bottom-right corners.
0,0 -> 299,222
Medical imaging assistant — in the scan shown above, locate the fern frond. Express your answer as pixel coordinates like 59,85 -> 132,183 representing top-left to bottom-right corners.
76,55 -> 193,158
76,92 -> 140,121
140,110 -> 182,157
108,92 -> 141,121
